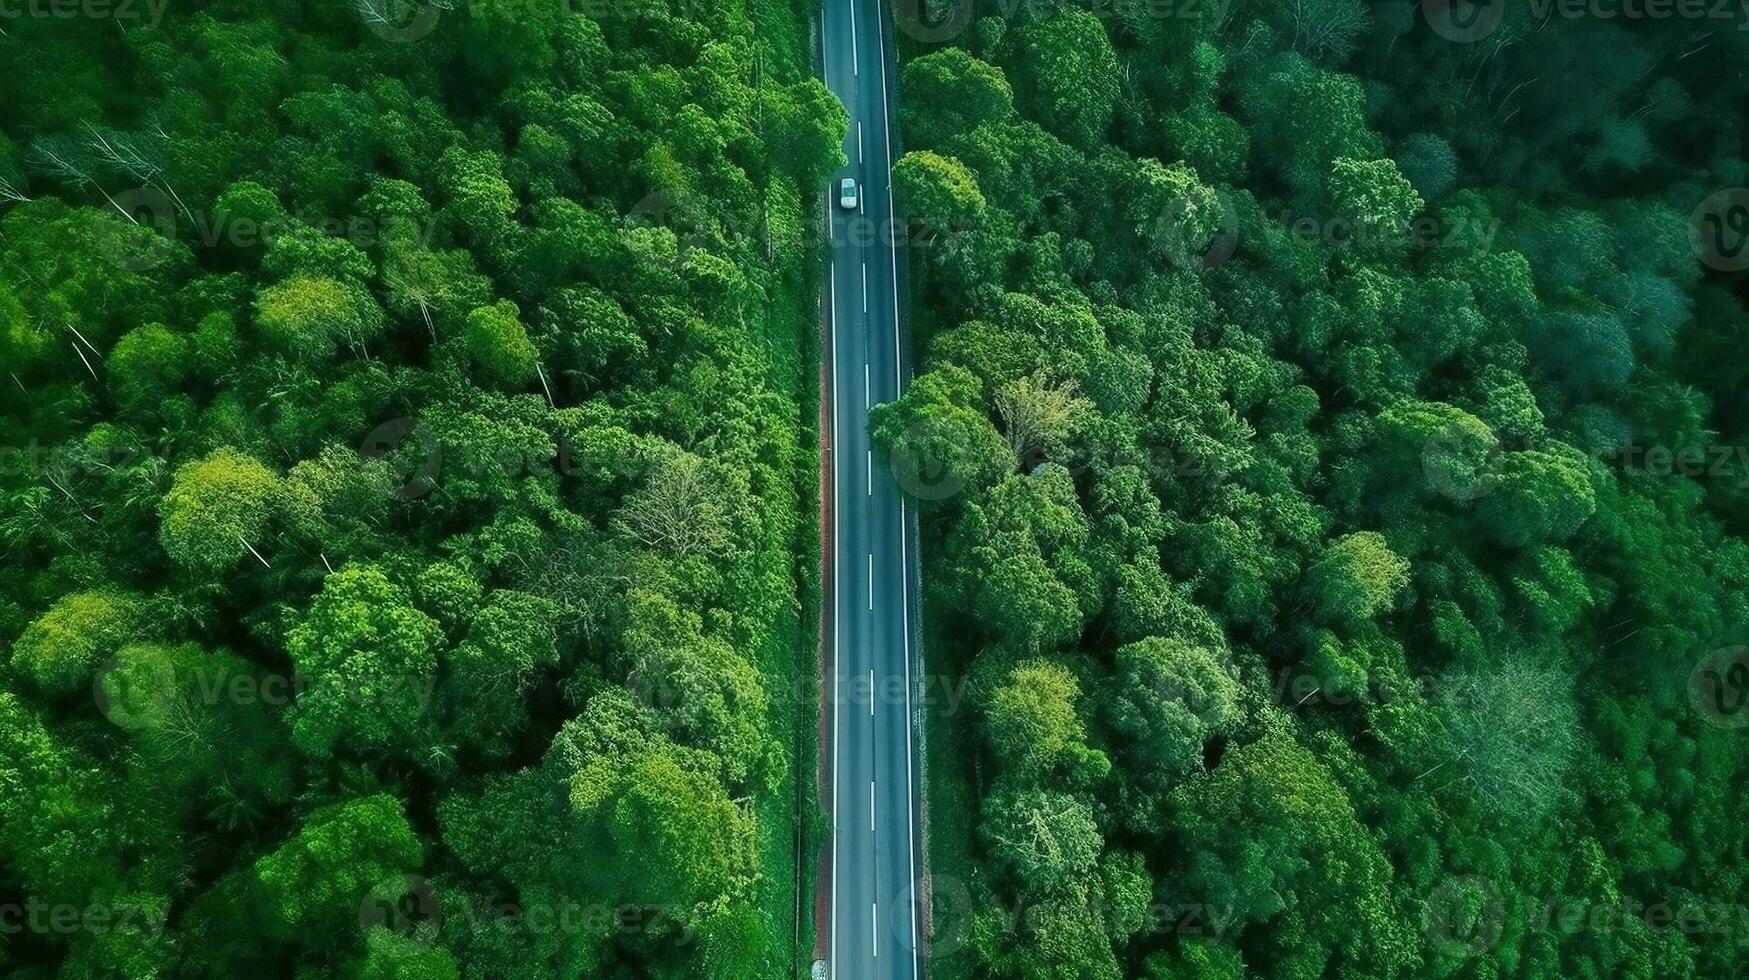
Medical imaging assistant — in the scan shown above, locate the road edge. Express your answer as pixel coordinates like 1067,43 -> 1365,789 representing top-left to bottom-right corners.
811,34 -> 838,960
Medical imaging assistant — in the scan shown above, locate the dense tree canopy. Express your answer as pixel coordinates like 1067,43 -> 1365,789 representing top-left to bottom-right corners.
0,0 -> 837,975
892,4 -> 1749,978
7,0 -> 1749,977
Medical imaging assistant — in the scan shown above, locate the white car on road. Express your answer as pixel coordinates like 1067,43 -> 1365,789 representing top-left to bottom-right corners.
839,177 -> 859,210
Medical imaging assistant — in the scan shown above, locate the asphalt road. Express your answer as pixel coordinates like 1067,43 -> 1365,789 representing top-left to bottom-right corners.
820,0 -> 924,973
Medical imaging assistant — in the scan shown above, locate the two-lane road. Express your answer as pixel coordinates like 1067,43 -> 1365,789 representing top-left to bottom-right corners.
821,0 -> 923,973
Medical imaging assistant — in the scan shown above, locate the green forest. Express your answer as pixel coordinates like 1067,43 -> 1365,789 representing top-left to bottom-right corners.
0,0 -> 846,976
6,0 -> 1749,978
878,1 -> 1749,978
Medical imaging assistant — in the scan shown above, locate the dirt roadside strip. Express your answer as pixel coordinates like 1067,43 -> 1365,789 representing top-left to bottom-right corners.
812,255 -> 836,973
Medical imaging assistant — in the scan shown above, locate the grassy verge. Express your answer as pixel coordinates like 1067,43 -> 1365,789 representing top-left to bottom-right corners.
751,206 -> 824,975
753,598 -> 814,976
750,0 -> 809,80
747,0 -> 825,961
920,548 -> 979,980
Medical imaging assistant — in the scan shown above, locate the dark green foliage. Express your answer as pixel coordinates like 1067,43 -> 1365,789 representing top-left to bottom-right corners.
0,0 -> 833,974
899,8 -> 1749,979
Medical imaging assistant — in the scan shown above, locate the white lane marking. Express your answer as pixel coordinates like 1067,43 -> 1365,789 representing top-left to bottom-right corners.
864,362 -> 871,409
862,261 -> 869,313
872,0 -> 921,962
828,269 -> 843,980
872,903 -> 879,955
858,121 -> 864,163
870,669 -> 876,716
866,452 -> 873,496
870,779 -> 876,830
868,553 -> 875,610
849,0 -> 858,76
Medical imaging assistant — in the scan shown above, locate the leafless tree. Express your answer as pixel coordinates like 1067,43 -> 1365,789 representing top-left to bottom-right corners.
29,137 -> 135,223
1292,0 -> 1370,64
995,373 -> 1089,467
82,124 -> 193,221
1421,653 -> 1581,819
612,453 -> 732,557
